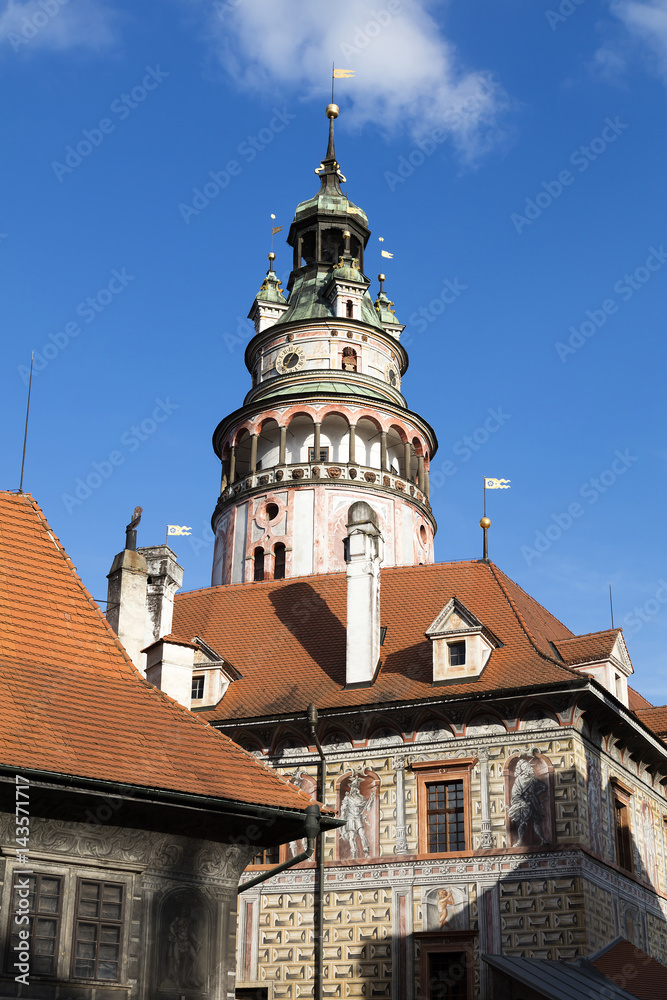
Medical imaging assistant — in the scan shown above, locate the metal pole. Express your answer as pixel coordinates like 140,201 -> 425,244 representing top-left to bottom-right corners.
19,353 -> 34,492
308,704 -> 326,1000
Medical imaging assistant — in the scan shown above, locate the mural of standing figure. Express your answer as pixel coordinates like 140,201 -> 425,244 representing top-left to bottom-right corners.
165,915 -> 203,989
340,773 -> 375,858
287,768 -> 316,857
508,758 -> 548,846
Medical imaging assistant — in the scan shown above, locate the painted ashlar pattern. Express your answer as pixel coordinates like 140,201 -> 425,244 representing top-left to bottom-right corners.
236,708 -> 667,999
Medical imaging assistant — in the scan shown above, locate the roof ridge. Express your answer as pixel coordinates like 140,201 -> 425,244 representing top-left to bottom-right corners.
487,562 -> 572,672
488,562 -> 574,638
556,627 -> 621,643
176,558 -> 501,602
23,494 -> 145,682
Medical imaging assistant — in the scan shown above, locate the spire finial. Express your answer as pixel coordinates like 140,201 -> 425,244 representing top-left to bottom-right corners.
325,102 -> 339,160
479,516 -> 491,562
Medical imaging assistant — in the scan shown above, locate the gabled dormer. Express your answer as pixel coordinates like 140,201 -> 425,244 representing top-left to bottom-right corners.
144,634 -> 240,711
553,629 -> 633,707
426,598 -> 501,682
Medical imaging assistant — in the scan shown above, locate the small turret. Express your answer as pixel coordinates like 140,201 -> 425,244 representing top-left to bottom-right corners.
248,253 -> 288,335
374,273 -> 405,338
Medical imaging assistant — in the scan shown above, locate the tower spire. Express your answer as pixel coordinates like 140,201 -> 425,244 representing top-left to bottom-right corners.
315,104 -> 345,193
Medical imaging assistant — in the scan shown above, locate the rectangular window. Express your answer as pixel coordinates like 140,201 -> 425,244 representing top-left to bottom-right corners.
192,675 -> 205,700
250,847 -> 280,866
308,447 -> 329,463
428,951 -> 468,1000
8,874 -> 62,977
448,641 -> 466,667
413,758 -> 475,856
73,880 -> 124,981
426,781 -> 465,853
614,797 -> 633,871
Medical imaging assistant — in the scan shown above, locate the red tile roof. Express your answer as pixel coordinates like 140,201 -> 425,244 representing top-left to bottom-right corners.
553,629 -> 622,666
172,560 -> 586,721
635,707 -> 667,740
0,492 -> 316,814
590,938 -> 667,999
628,686 -> 653,711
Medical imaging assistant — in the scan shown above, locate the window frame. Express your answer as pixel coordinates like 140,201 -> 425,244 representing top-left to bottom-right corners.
1,862 -> 133,986
447,641 -> 466,667
416,933 -> 475,1000
191,674 -> 205,700
71,878 -> 126,983
413,759 -> 476,857
308,447 -> 329,464
610,777 -> 634,873
5,872 -> 63,979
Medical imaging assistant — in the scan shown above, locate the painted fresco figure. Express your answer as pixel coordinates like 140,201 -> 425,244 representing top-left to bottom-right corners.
340,774 -> 375,858
508,758 -> 548,846
288,768 -> 309,857
437,888 -> 456,929
165,914 -> 203,989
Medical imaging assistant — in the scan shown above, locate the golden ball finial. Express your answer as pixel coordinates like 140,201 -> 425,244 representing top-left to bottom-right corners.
326,103 -> 339,119
480,517 -> 491,529
378,273 -> 386,283
268,252 -> 275,261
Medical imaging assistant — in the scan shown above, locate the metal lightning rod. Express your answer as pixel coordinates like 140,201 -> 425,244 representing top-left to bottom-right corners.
19,352 -> 34,493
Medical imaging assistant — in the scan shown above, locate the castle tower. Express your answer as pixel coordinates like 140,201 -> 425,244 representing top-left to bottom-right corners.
211,105 -> 438,585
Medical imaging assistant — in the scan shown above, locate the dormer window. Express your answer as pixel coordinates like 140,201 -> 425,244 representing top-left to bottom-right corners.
448,641 -> 466,667
426,599 -> 500,682
191,675 -> 205,700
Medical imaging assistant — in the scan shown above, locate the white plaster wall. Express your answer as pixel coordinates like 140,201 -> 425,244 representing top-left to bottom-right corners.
321,415 -> 350,463
356,419 -> 382,467
286,416 -> 313,463
292,489 -> 315,576
401,505 -> 414,566
232,502 -> 248,584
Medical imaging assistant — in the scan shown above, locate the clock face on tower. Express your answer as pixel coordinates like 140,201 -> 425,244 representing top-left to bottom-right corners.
276,345 -> 306,374
385,362 -> 400,388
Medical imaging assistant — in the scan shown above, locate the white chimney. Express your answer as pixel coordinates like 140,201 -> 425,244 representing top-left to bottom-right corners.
138,545 -> 184,650
345,501 -> 383,686
106,509 -> 148,673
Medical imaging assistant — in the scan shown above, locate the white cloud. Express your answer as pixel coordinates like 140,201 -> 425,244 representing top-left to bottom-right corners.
196,0 -> 509,162
595,0 -> 667,84
0,0 -> 119,54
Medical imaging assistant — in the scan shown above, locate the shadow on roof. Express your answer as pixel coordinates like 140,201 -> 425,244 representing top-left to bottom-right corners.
269,582 -> 346,683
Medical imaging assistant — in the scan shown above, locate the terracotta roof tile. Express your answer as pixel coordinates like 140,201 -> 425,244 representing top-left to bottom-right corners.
635,706 -> 667,740
554,629 -> 621,666
0,492 -> 316,814
628,686 -> 653,711
172,560 -> 584,722
590,938 -> 667,999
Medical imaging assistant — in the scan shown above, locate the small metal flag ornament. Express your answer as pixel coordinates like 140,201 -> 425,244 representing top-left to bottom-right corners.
484,478 -> 511,489
167,525 -> 192,536
271,226 -> 283,235
333,68 -> 355,78
381,250 -> 394,259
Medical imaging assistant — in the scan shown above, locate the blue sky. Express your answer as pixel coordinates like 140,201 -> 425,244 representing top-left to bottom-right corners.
2,0 -> 666,701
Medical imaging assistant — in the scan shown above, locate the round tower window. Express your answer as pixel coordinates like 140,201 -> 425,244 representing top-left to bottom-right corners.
266,503 -> 280,521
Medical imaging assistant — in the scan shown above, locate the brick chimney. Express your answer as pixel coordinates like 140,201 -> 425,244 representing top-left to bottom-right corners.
344,501 -> 383,686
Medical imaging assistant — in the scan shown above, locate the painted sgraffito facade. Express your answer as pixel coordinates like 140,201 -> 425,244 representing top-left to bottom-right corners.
230,699 -> 667,999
